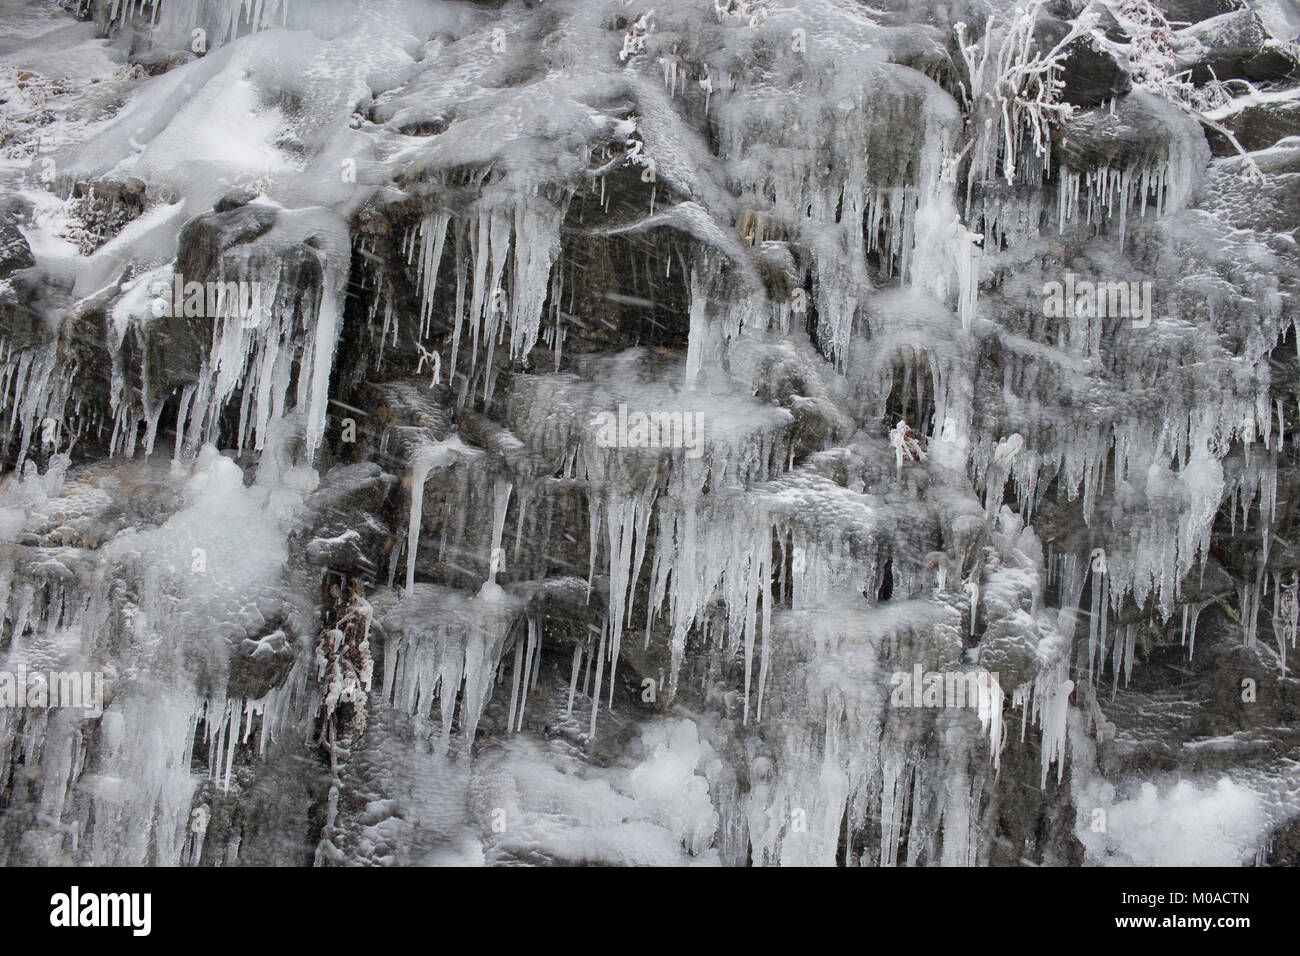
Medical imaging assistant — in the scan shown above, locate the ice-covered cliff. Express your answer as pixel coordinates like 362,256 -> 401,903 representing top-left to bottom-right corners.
0,0 -> 1297,866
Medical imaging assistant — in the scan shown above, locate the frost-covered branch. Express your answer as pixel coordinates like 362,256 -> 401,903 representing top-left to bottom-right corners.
314,583 -> 374,736
889,419 -> 927,479
1201,81 -> 1300,122
1112,0 -> 1267,182
954,1 -> 1095,198
311,581 -> 374,866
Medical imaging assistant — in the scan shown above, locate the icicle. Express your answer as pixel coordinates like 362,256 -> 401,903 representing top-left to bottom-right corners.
589,620 -> 607,737
516,615 -> 538,731
501,630 -> 522,737
405,457 -> 433,594
566,643 -> 582,716
982,671 -> 1006,770
965,578 -> 980,637
480,478 -> 513,600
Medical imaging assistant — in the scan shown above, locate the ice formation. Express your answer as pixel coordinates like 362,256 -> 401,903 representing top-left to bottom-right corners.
0,0 -> 1297,867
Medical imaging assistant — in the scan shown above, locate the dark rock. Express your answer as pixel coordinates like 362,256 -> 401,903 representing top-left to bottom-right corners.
395,115 -> 449,137
142,202 -> 283,390
1060,36 -> 1132,106
880,23 -> 950,74
1264,812 -> 1300,864
0,211 -> 34,277
1056,89 -> 1210,173
180,201 -> 278,257
787,395 -> 853,460
1175,9 -> 1299,83
214,188 -> 260,213
978,627 -> 1039,690
228,625 -> 299,699
0,269 -> 71,355
84,172 -> 147,203
298,462 -> 398,578
1207,98 -> 1300,154
1034,13 -> 1131,108
454,406 -> 547,477
129,47 -> 196,76
1156,0 -> 1242,27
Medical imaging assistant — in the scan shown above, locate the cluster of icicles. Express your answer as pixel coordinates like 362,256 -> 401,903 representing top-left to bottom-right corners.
5,0 -> 1289,866
105,0 -> 290,47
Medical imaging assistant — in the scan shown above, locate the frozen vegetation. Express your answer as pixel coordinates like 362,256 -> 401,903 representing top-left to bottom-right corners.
0,0 -> 1295,866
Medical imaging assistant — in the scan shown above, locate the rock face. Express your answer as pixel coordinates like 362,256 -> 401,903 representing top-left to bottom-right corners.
1037,13 -> 1133,107
0,0 -> 1295,868
1174,9 -> 1299,81
0,211 -> 34,277
1208,97 -> 1300,152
